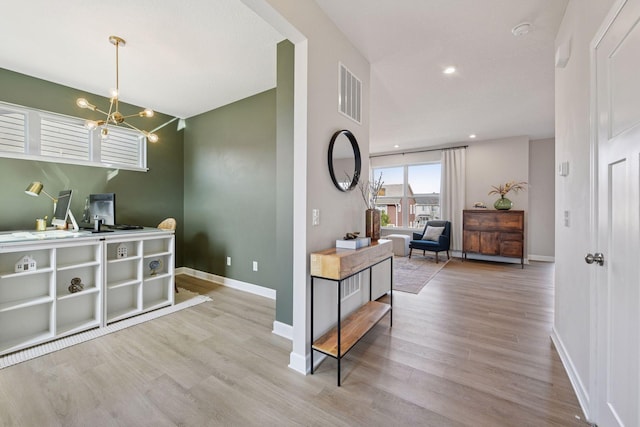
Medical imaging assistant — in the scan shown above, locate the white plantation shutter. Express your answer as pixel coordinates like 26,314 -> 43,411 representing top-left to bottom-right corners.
0,108 -> 26,154
101,127 -> 143,168
41,117 -> 90,160
0,101 -> 147,171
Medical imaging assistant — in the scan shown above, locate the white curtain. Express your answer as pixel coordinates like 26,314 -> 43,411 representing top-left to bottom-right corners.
441,148 -> 466,251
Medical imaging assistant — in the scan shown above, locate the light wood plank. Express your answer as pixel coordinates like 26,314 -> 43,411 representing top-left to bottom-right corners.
313,300 -> 390,357
310,239 -> 392,279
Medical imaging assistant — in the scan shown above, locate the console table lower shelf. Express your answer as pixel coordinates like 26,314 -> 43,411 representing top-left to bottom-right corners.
310,239 -> 393,386
312,300 -> 390,375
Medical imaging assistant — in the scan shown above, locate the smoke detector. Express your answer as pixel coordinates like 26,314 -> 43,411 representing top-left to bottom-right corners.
512,22 -> 532,37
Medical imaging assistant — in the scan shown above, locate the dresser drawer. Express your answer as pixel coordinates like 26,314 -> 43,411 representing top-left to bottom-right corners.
463,211 -> 523,231
500,241 -> 523,257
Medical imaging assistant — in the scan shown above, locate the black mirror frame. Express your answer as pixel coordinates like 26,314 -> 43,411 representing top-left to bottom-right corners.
328,129 -> 362,192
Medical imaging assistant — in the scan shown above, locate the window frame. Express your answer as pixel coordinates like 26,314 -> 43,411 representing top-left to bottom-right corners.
373,161 -> 441,230
0,101 -> 148,171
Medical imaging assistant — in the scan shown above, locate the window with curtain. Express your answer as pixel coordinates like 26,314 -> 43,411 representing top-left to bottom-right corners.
372,162 -> 441,229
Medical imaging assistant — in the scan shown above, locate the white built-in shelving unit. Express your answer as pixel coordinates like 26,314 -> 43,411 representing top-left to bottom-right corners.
0,229 -> 174,356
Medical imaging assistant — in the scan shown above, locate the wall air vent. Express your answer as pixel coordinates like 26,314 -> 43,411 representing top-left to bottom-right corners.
338,62 -> 362,124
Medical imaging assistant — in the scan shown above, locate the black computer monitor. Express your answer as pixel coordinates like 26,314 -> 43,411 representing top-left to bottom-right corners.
89,193 -> 116,226
52,190 -> 73,227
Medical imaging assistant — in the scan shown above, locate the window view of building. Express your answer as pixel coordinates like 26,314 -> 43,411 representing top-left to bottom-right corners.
373,162 -> 441,229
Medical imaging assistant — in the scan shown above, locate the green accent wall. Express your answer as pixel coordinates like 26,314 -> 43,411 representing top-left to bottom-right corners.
181,41 -> 295,326
0,68 -> 185,266
276,40 -> 295,325
183,88 -> 279,291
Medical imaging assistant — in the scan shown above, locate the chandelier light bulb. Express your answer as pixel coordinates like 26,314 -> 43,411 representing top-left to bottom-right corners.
109,88 -> 118,98
76,98 -> 94,110
142,109 -> 154,118
147,133 -> 159,143
84,120 -> 98,130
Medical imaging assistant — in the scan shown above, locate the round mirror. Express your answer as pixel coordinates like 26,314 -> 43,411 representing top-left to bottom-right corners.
328,129 -> 362,192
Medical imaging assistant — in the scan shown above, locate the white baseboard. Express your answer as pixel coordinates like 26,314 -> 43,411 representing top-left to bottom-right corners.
550,328 -> 592,421
177,267 -> 276,300
288,349 -> 327,375
289,350 -> 308,374
529,254 -> 555,262
272,321 -> 293,340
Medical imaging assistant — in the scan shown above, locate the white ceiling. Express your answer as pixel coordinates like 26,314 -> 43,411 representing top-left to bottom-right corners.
0,0 -> 284,119
316,0 -> 569,153
1,1 -> 567,154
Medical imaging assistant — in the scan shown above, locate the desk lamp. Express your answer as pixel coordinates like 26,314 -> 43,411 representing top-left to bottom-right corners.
24,182 -> 79,231
25,181 -> 56,210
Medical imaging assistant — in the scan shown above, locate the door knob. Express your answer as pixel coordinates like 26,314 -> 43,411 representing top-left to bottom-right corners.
585,252 -> 604,266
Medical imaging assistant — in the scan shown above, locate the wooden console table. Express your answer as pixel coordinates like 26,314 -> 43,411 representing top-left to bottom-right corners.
462,209 -> 525,268
310,239 -> 392,386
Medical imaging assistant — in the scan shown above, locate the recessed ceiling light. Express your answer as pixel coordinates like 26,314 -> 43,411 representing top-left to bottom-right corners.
469,134 -> 477,139
443,66 -> 456,75
393,144 -> 400,148
512,22 -> 532,37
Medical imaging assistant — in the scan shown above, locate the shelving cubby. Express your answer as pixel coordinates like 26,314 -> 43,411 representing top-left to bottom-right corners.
56,291 -> 100,336
0,246 -> 55,355
141,235 -> 175,310
0,301 -> 54,355
106,282 -> 141,323
53,241 -> 103,336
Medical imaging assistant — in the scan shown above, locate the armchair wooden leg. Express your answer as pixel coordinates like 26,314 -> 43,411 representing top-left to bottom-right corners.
409,248 -> 412,258
435,252 -> 439,263
446,251 -> 450,260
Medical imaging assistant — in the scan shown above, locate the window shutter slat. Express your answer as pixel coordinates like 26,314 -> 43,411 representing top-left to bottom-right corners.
0,111 -> 26,153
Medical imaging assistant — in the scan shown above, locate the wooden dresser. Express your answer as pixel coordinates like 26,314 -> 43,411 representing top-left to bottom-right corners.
462,210 -> 524,267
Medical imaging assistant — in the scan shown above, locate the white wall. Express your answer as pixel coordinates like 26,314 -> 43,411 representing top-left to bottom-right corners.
465,136 -> 530,212
249,0 -> 371,374
529,138 -> 555,260
553,0 -> 616,419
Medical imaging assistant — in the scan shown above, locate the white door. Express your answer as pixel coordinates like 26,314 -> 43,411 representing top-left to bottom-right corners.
593,0 -> 640,425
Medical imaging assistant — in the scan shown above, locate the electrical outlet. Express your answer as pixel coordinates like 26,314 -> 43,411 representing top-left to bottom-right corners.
226,256 -> 231,266
312,208 -> 320,226
564,210 -> 570,227
253,261 -> 258,271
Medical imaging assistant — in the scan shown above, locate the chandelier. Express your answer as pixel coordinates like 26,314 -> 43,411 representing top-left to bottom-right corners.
76,35 -> 158,143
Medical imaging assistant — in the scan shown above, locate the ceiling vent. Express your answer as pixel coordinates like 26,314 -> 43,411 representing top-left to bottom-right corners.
338,62 -> 362,124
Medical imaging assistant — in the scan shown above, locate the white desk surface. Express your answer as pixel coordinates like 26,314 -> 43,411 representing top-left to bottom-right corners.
0,227 -> 170,245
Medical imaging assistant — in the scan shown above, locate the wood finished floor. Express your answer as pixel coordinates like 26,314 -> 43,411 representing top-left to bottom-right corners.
0,259 -> 588,426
